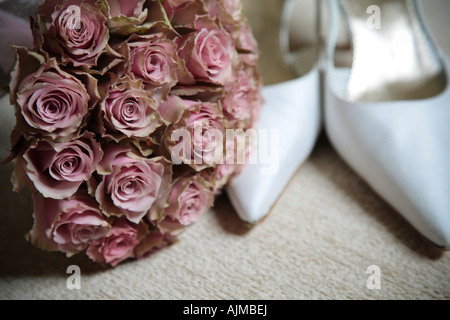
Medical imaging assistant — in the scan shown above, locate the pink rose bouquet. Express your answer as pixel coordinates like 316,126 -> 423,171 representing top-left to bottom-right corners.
5,0 -> 263,266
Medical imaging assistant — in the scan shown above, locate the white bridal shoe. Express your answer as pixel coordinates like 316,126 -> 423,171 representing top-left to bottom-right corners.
324,0 -> 450,247
227,0 -> 321,223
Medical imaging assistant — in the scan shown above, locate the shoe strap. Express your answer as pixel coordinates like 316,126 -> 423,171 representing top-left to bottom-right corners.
324,0 -> 340,72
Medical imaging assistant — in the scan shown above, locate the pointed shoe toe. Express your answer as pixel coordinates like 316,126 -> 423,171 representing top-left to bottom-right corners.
325,63 -> 450,247
227,70 -> 321,223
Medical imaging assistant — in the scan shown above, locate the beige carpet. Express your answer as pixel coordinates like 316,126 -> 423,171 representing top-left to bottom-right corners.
0,0 -> 449,300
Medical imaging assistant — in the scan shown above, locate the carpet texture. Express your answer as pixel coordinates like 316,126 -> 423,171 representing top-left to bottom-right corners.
0,0 -> 449,300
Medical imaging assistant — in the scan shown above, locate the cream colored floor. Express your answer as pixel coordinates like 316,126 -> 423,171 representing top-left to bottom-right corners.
0,0 -> 449,299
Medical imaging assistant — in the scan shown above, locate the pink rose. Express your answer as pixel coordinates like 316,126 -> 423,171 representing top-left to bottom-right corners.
23,131 -> 102,199
222,66 -> 258,121
148,174 -> 214,232
95,144 -> 172,224
125,33 -> 178,88
34,0 -> 111,68
28,193 -> 110,256
165,98 -> 226,171
102,77 -> 162,138
87,217 -> 146,266
107,0 -> 146,18
178,16 -> 236,85
13,57 -> 92,139
152,175 -> 214,233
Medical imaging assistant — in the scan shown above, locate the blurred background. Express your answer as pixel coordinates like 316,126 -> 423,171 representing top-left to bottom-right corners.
242,0 -> 450,86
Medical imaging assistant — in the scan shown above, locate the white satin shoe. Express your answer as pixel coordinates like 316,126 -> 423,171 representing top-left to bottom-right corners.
227,0 -> 321,223
324,0 -> 450,247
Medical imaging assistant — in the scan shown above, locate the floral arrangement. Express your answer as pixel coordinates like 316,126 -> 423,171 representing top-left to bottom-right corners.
6,0 -> 262,266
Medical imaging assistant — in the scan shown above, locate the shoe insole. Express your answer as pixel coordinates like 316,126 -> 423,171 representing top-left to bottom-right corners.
340,0 -> 446,102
